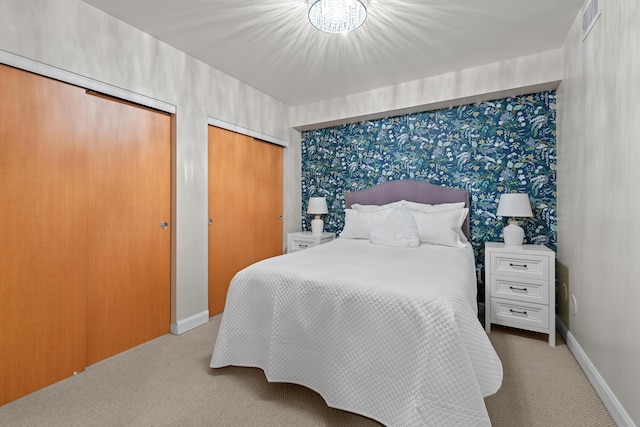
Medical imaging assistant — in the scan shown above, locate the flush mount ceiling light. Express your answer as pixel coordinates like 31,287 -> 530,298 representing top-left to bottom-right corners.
308,0 -> 368,34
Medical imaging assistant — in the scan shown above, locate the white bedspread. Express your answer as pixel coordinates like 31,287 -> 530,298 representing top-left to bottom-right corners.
211,238 -> 502,426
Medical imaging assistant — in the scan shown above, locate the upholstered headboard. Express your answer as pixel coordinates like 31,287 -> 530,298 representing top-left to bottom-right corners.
344,180 -> 471,239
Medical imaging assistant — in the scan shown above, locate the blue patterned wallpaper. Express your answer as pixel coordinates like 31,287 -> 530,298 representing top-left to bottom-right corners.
301,91 -> 556,284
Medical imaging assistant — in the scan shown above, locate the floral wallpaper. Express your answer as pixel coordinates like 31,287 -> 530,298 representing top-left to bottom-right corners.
301,91 -> 557,290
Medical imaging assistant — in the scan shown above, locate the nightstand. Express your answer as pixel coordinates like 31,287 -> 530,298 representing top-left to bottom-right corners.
484,242 -> 556,346
287,231 -> 336,253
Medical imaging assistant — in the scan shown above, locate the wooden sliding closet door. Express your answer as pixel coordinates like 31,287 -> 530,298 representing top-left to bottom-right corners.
83,94 -> 171,365
0,64 -> 171,404
251,135 -> 283,265
0,65 -> 87,404
207,126 -> 283,316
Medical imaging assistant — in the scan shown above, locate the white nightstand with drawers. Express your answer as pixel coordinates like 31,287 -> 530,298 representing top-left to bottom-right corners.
485,242 -> 556,346
287,231 -> 336,253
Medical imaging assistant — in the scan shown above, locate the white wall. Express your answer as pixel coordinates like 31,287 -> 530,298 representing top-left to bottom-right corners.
0,0 -> 293,332
557,0 -> 640,425
291,49 -> 563,131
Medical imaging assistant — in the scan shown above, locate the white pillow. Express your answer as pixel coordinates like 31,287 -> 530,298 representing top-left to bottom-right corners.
340,209 -> 387,239
351,200 -> 404,212
410,208 -> 469,248
403,201 -> 465,212
404,201 -> 468,243
369,206 -> 420,248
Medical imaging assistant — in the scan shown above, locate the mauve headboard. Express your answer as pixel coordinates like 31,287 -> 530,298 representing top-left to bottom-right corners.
345,180 -> 471,239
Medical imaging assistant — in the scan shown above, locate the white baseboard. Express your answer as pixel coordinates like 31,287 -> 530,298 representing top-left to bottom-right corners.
170,310 -> 209,335
556,317 -> 636,427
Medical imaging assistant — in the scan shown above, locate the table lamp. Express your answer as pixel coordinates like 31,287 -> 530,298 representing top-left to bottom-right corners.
307,197 -> 328,236
497,193 -> 533,246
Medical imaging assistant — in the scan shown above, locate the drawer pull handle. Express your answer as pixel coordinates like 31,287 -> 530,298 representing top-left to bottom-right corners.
509,309 -> 528,316
299,244 -> 308,248
509,286 -> 528,293
509,263 -> 528,269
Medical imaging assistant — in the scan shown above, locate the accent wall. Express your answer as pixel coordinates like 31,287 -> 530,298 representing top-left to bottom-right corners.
301,91 -> 557,287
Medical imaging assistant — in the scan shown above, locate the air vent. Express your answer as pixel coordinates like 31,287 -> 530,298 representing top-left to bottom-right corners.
582,0 -> 601,41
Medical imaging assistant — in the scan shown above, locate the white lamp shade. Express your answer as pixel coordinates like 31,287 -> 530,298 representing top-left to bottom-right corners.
307,197 -> 328,215
496,193 -> 533,218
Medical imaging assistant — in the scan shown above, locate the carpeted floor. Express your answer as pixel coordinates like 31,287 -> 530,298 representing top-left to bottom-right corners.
0,316 -> 615,426
484,326 -> 615,426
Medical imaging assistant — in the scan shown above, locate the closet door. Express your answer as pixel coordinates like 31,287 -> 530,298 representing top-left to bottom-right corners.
0,65 -> 87,404
0,64 -> 172,405
251,138 -> 283,264
207,126 -> 283,316
84,94 -> 171,365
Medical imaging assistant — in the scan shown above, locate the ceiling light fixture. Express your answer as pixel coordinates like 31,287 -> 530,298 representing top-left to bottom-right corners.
308,0 -> 368,34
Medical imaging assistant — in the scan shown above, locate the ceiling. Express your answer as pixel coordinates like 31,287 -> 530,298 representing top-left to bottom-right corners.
81,0 -> 584,106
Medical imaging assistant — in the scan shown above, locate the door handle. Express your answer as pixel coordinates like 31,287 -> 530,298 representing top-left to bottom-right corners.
160,221 -> 168,229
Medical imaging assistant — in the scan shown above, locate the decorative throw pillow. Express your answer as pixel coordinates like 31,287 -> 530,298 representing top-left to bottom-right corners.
410,208 -> 469,248
369,206 -> 420,248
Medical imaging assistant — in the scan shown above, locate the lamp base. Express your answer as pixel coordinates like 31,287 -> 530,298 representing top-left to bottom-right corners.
503,221 -> 525,246
311,217 -> 324,236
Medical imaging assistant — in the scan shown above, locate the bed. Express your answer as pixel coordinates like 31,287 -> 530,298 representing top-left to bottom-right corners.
210,180 -> 502,426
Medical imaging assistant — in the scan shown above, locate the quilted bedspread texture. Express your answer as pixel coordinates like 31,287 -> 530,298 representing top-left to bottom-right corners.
211,239 -> 503,426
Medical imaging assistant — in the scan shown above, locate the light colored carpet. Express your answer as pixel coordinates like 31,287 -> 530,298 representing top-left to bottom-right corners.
0,316 -> 615,426
484,326 -> 615,427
